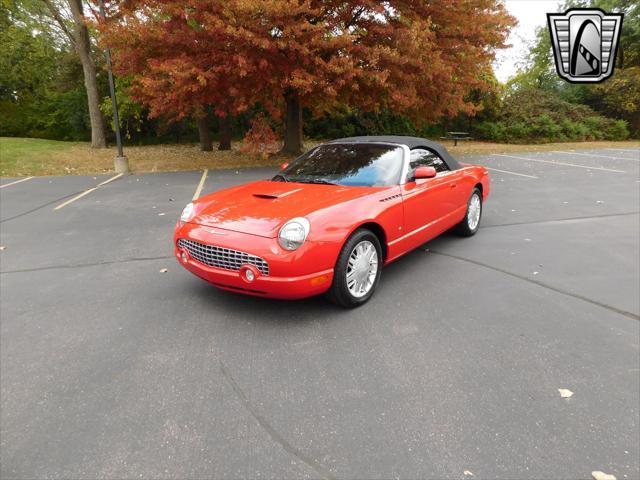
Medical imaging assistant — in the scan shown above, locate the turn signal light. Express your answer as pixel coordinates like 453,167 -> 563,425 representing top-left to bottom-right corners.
310,274 -> 329,286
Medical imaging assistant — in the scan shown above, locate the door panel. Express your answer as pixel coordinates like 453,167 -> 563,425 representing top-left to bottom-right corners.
386,149 -> 469,262
398,171 -> 459,250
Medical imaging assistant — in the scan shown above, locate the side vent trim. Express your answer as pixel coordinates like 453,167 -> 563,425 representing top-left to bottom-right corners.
379,193 -> 402,202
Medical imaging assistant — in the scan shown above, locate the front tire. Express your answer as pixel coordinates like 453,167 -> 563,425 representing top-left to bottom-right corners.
327,228 -> 382,308
456,187 -> 482,236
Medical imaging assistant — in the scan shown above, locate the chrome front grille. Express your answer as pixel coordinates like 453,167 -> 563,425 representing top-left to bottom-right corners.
177,238 -> 269,275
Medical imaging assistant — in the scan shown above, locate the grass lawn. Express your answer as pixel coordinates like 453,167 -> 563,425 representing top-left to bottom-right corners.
1,136 -> 639,177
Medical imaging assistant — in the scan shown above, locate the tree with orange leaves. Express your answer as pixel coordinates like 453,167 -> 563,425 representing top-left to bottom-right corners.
100,1 -> 514,153
100,1 -> 253,150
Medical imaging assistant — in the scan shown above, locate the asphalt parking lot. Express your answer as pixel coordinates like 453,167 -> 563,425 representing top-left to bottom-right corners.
1,147 -> 639,479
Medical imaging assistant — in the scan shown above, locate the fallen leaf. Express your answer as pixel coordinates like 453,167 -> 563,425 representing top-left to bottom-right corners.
558,388 -> 573,398
463,470 -> 474,477
592,471 -> 616,480
159,268 -> 168,273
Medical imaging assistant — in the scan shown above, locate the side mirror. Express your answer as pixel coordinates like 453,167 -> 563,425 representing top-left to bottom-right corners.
280,162 -> 289,170
413,166 -> 437,180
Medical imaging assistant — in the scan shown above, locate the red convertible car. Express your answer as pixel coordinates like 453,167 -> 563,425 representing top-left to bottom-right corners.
174,136 -> 489,307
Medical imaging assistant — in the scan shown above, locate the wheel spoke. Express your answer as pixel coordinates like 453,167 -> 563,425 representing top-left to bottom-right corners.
366,247 -> 375,262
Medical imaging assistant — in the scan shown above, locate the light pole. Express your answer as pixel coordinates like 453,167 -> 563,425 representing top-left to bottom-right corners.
98,0 -> 129,173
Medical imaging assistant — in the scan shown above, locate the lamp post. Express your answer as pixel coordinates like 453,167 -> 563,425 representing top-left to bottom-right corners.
98,0 -> 129,173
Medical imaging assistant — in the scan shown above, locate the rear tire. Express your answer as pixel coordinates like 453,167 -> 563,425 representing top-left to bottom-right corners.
327,229 -> 382,308
456,188 -> 482,236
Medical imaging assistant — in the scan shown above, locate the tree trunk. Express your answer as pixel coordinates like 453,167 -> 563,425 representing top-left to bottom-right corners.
196,116 -> 213,151
218,115 -> 231,150
280,90 -> 304,155
618,43 -> 624,69
68,0 -> 106,148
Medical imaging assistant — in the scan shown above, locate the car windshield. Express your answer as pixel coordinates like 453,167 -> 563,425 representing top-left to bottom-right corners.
274,143 -> 404,187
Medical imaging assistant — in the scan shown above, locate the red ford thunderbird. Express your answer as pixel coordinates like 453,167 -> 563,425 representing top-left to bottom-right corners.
174,136 -> 489,307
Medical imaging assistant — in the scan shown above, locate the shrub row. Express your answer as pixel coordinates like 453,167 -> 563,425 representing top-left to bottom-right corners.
474,115 -> 629,143
472,88 -> 629,143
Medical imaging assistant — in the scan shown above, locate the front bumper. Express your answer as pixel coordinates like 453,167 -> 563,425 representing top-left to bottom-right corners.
174,223 -> 334,300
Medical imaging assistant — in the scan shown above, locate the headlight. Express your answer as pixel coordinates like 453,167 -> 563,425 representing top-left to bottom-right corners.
278,217 -> 310,251
180,202 -> 195,223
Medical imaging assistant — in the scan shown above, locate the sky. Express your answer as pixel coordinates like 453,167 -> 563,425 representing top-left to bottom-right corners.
493,0 -> 563,82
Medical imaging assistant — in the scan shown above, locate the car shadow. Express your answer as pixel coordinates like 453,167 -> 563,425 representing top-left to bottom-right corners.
184,230 -> 468,322
190,279 -> 348,325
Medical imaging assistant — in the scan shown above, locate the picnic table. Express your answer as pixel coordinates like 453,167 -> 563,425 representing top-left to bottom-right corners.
440,131 -> 472,146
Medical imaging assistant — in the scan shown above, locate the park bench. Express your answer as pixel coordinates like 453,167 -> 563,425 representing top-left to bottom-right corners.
440,131 -> 472,146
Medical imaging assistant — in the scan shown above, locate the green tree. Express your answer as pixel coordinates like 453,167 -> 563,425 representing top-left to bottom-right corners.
0,2 -> 88,139
509,0 -> 639,136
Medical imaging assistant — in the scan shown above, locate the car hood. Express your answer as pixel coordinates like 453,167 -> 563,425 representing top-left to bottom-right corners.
192,180 -> 379,237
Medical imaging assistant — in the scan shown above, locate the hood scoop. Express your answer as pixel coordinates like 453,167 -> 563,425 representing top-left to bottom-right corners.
252,188 -> 302,200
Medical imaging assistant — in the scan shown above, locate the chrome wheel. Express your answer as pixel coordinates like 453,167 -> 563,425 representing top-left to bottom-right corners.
346,240 -> 378,298
467,193 -> 481,230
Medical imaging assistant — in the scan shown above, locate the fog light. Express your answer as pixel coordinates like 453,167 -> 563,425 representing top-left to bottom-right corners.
181,251 -> 188,263
240,265 -> 259,283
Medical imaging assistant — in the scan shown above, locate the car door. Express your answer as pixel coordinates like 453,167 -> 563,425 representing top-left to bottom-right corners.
399,148 -> 462,249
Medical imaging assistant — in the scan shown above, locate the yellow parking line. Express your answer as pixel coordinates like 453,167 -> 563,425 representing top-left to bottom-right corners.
494,154 -> 625,173
486,167 -> 538,179
192,169 -> 208,200
0,177 -> 34,189
53,173 -> 123,211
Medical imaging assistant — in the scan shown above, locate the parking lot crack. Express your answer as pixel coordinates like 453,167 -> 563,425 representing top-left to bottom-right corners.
0,190 -> 87,223
481,211 -> 639,229
219,360 -> 336,480
0,255 -> 174,274
427,250 -> 640,322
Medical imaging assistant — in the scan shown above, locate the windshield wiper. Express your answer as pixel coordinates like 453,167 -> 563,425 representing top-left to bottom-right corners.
303,179 -> 338,185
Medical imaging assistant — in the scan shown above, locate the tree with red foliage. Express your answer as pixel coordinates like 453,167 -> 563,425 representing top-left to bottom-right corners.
100,0 -> 514,154
99,1 -> 254,150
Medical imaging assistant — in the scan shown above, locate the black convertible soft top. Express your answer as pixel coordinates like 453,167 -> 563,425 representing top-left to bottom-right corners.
328,135 -> 462,171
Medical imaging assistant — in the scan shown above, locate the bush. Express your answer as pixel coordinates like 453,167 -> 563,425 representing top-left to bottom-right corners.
473,88 -> 629,143
606,120 -> 631,141
239,113 -> 279,158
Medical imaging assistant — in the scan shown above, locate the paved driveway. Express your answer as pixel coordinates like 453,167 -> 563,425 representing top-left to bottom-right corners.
1,148 -> 639,479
